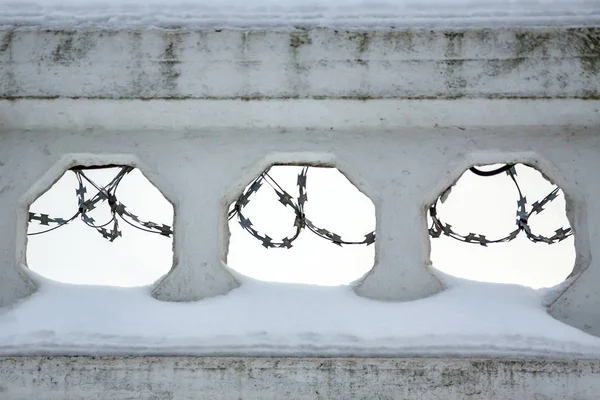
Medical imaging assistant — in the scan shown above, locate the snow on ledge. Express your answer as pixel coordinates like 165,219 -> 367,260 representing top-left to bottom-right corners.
0,0 -> 599,29
1,273 -> 600,358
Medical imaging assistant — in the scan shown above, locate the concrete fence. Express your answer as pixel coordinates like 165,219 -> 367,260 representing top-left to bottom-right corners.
1,27 -> 599,339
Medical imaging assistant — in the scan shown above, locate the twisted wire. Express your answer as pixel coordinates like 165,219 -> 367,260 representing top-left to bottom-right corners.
28,166 -> 173,241
28,164 -> 571,248
228,167 -> 376,248
429,164 -> 572,246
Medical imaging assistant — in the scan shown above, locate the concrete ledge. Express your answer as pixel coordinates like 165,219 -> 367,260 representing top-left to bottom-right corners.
1,27 -> 599,100
1,356 -> 599,399
2,98 -> 600,131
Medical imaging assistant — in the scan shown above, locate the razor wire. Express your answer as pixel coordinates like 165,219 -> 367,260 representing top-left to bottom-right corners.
227,167 -> 376,249
428,164 -> 572,246
28,166 -> 173,242
28,164 -> 572,248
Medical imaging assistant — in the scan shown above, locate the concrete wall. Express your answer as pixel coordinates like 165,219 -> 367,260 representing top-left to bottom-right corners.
1,27 -> 599,99
2,356 -> 600,399
1,27 -> 599,337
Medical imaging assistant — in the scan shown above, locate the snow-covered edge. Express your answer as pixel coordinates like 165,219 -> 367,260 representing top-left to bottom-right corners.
1,1 -> 600,30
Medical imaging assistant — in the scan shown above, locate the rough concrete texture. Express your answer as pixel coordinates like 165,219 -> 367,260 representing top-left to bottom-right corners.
1,356 -> 599,399
0,27 -> 599,100
0,26 -> 599,335
0,98 -> 599,336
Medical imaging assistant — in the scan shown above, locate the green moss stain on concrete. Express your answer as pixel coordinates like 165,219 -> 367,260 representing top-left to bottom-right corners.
514,31 -> 551,58
350,32 -> 370,55
0,30 -> 13,53
442,31 -> 467,96
50,32 -> 95,65
289,31 -> 312,49
443,31 -> 465,58
160,32 -> 186,93
571,28 -> 600,75
498,30 -> 552,73
382,30 -> 416,54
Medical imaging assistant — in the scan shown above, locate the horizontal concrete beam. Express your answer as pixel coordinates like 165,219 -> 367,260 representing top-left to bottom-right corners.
1,356 -> 599,399
2,98 -> 600,131
1,27 -> 599,99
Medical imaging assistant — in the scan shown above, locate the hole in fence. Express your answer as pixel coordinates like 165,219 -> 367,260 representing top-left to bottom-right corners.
428,163 -> 575,289
26,166 -> 174,287
226,165 -> 376,286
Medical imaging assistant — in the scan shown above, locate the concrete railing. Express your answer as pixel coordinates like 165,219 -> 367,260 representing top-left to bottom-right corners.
1,26 -> 599,339
3,356 -> 600,400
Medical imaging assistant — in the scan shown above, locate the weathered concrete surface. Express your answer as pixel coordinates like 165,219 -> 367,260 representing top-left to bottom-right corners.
1,356 -> 599,399
0,27 -> 599,100
0,99 -> 599,336
1,25 -> 600,337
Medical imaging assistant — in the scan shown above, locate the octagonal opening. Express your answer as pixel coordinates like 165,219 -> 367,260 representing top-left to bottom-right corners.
428,163 -> 575,289
225,165 -> 376,286
26,165 -> 174,287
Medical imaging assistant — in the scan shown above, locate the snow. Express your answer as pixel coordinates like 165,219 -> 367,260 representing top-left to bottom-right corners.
0,0 -> 599,29
1,271 -> 600,358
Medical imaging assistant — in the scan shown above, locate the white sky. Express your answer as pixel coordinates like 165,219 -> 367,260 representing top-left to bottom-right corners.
26,164 -> 574,290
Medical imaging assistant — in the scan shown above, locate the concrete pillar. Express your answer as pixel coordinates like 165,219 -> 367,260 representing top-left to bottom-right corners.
0,139 -> 41,307
354,177 -> 444,301
152,157 -> 239,301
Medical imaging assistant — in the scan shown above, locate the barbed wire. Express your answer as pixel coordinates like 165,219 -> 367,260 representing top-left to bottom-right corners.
28,164 -> 572,249
428,164 -> 572,246
28,166 -> 173,241
227,167 -> 376,248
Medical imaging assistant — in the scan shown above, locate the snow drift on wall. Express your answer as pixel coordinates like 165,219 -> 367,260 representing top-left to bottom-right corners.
0,0 -> 599,29
2,273 -> 600,357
